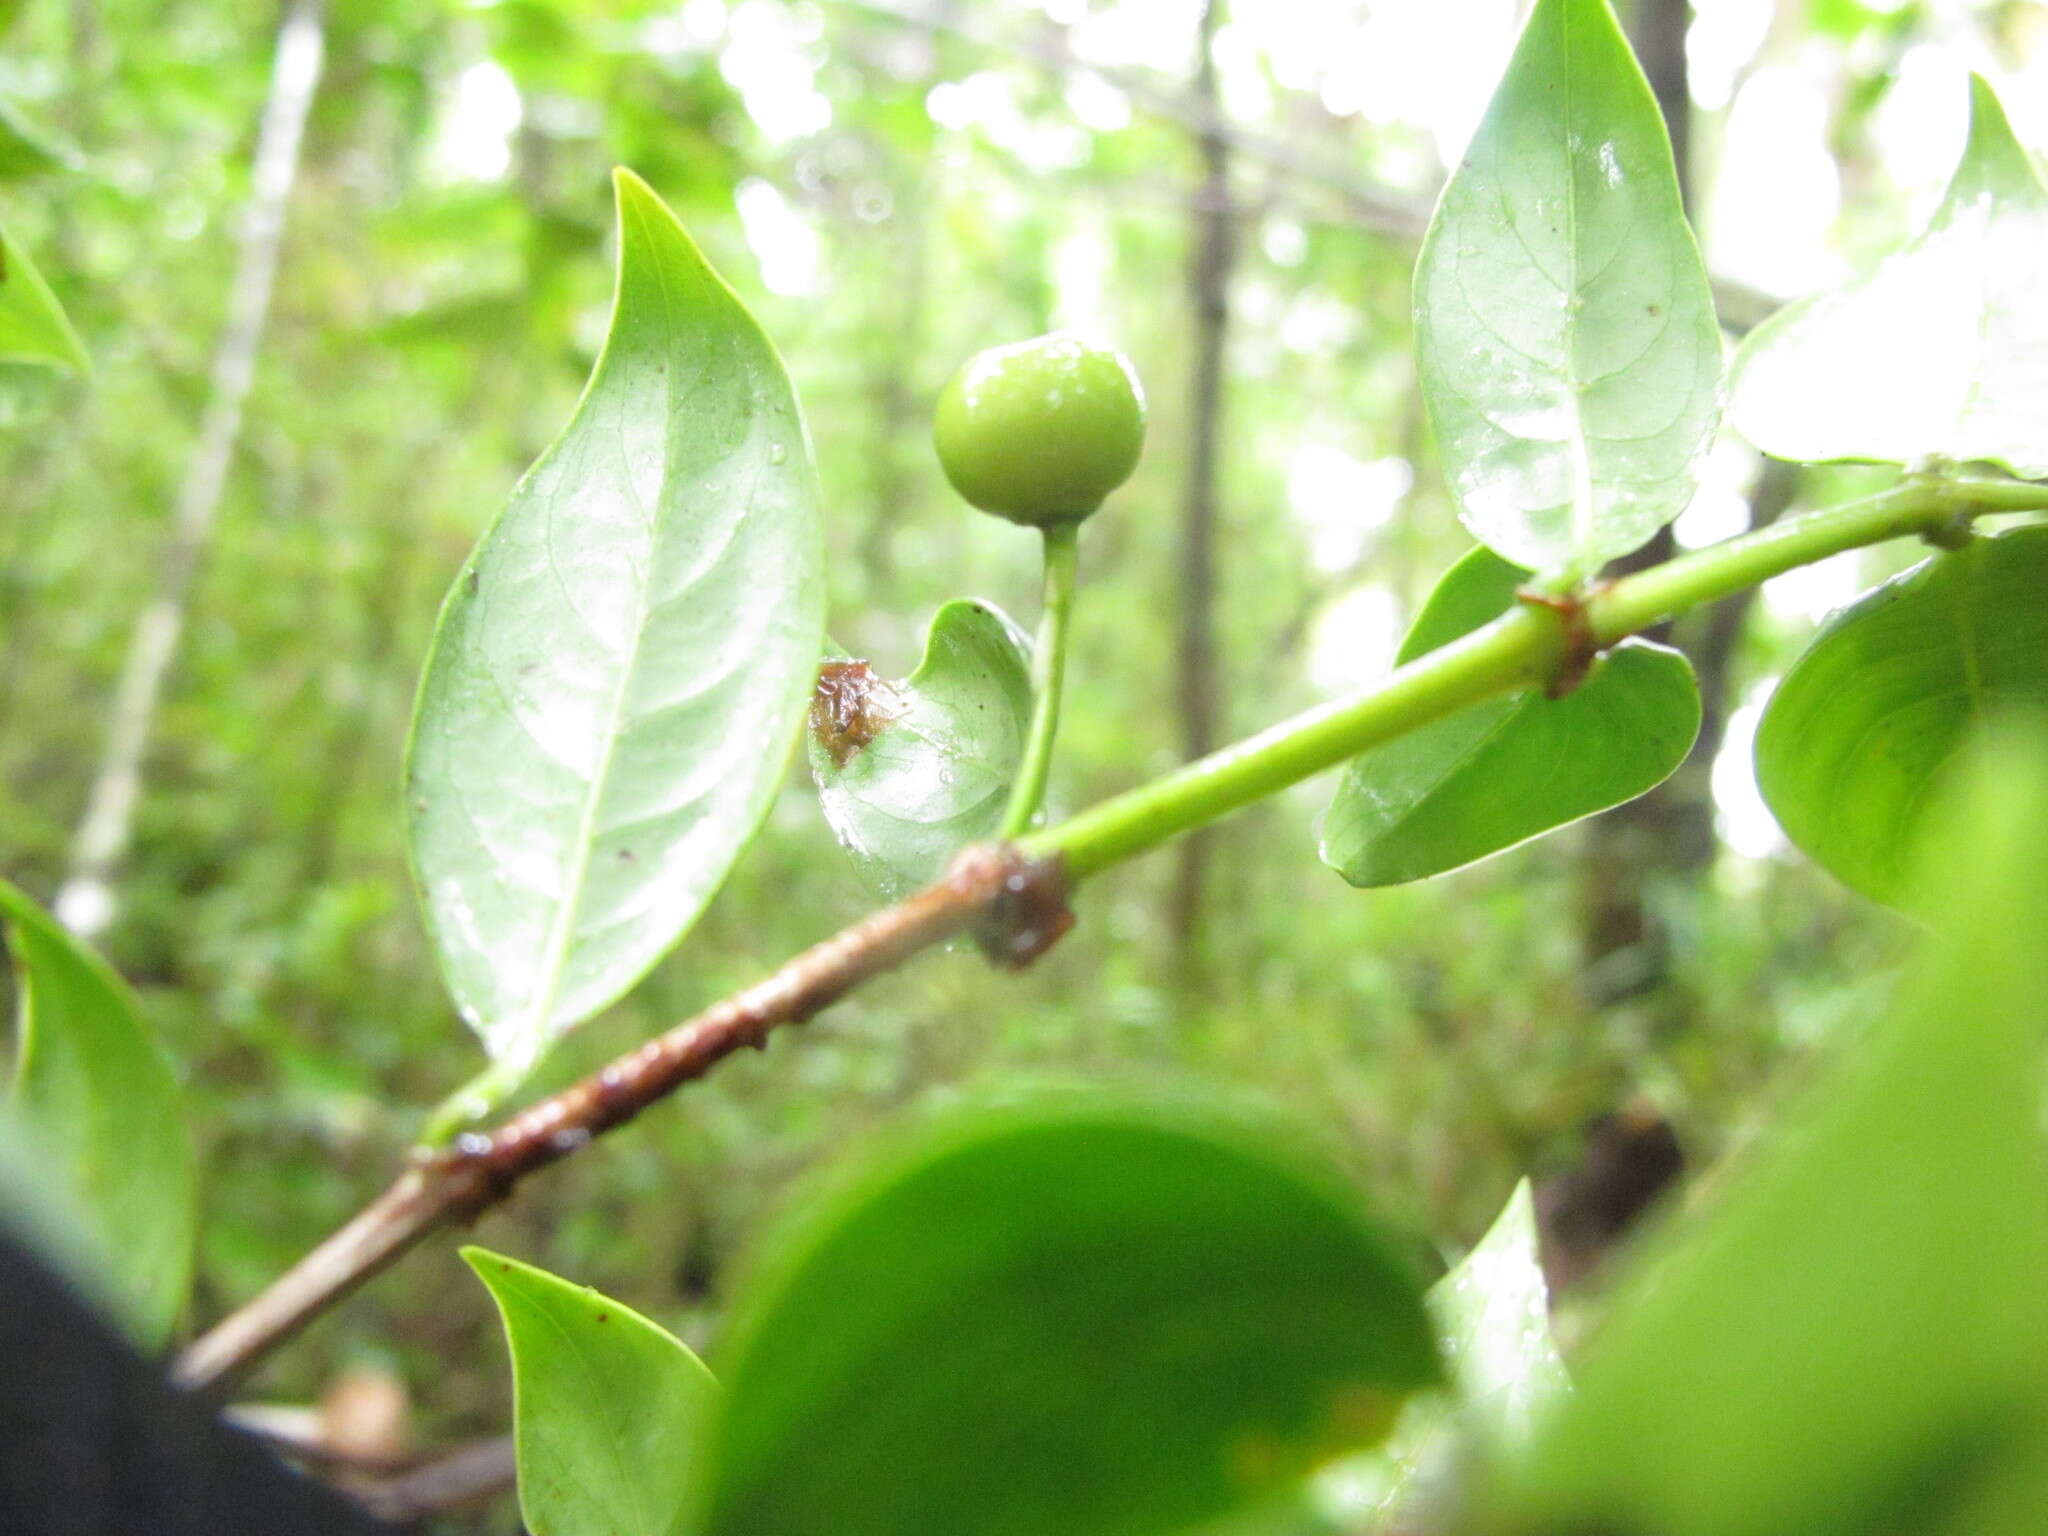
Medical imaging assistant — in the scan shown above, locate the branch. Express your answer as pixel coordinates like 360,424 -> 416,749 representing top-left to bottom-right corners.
174,843 -> 1065,1395
341,1437 -> 516,1525
174,475 -> 2048,1398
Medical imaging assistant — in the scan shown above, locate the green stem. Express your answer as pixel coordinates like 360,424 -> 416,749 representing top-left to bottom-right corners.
1000,522 -> 1081,838
1025,476 -> 2048,880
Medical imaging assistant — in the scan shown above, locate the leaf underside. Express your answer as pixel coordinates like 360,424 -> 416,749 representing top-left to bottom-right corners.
1414,0 -> 1721,577
467,1247 -> 717,1536
1754,526 -> 2048,905
406,170 -> 824,1074
1731,76 -> 2048,477
807,599 -> 1033,897
1322,546 -> 1700,886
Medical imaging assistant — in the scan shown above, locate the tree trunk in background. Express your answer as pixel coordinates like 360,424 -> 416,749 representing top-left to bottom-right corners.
1169,0 -> 1233,971
56,0 -> 325,935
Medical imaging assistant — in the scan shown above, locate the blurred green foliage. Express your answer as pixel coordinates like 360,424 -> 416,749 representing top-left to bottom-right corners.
1,0 -> 2028,1521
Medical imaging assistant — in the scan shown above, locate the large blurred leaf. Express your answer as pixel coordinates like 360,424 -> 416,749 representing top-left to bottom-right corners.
696,1096 -> 1440,1536
1755,527 -> 2048,904
1413,0 -> 1720,577
0,219 -> 87,372
1492,732 -> 2048,1536
1321,547 -> 1699,886
0,880 -> 195,1349
807,599 -> 1032,897
466,1248 -> 718,1536
1731,78 -> 2048,476
407,169 -> 824,1083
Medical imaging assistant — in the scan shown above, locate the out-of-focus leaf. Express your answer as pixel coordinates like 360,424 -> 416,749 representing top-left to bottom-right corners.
696,1095 -> 1440,1536
0,98 -> 81,179
1413,0 -> 1720,577
1731,78 -> 2048,476
807,599 -> 1032,897
1321,547 -> 1699,885
406,169 -> 824,1088
0,880 -> 195,1349
0,220 -> 87,372
466,1248 -> 717,1536
1492,731 -> 2048,1536
1346,1180 -> 1567,1528
1755,527 -> 2048,904
1430,1179 -> 1567,1450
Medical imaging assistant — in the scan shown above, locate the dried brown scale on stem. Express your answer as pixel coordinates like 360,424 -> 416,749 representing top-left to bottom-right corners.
174,842 -> 1071,1398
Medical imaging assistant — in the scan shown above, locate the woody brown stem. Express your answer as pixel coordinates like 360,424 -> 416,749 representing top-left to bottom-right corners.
174,843 -> 1067,1397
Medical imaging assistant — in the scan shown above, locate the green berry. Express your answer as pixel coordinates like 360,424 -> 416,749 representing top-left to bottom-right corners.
933,332 -> 1146,526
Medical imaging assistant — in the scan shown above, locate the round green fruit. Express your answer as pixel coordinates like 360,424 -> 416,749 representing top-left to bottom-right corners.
933,332 -> 1146,526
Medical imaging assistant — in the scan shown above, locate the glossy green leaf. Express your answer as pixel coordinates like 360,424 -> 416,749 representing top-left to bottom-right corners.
1755,527 -> 2048,905
1413,0 -> 1720,577
1359,1180 -> 1568,1526
0,219 -> 87,372
406,169 -> 824,1081
1731,78 -> 2048,476
807,599 -> 1032,897
0,879 -> 195,1348
467,1247 -> 718,1536
1430,1180 -> 1567,1450
697,1096 -> 1440,1536
1321,548 -> 1700,886
1493,733 -> 2048,1536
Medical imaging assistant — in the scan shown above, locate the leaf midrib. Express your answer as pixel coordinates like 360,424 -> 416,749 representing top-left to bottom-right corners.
1557,1 -> 1598,565
523,198 -> 681,1050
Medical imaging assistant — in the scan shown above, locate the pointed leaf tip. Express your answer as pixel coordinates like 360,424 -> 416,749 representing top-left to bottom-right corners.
1730,74 -> 2048,475
1412,0 -> 1720,575
406,151 -> 825,1091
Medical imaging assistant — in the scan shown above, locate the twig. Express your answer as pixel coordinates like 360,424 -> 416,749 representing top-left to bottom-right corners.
173,843 -> 1068,1396
340,1437 -> 517,1525
174,479 -> 2048,1401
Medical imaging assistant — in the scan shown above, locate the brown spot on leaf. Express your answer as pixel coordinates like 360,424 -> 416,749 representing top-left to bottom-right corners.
810,659 -> 901,768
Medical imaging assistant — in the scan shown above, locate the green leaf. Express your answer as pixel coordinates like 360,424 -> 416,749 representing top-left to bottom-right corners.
1493,730 -> 2048,1536
466,1247 -> 718,1536
1321,548 -> 1700,886
0,98 -> 81,180
406,169 -> 824,1082
1754,526 -> 2048,905
1430,1180 -> 1567,1451
697,1095 -> 1440,1536
1413,0 -> 1720,577
1356,1180 -> 1568,1527
0,219 -> 87,373
1731,77 -> 2048,476
807,600 -> 1032,897
0,879 -> 196,1348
